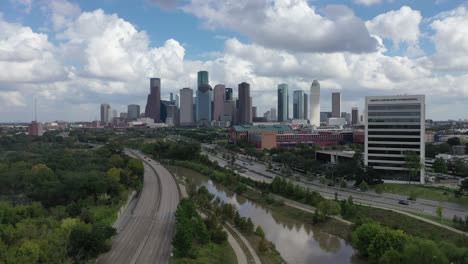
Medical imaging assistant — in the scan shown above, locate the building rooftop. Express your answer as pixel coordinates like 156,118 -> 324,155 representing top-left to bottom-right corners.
233,125 -> 293,132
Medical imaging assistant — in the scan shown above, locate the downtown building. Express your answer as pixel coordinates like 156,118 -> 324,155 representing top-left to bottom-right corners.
213,84 -> 225,121
145,78 -> 161,123
309,80 -> 320,127
364,95 -> 426,183
332,92 -> 341,118
127,104 -> 140,121
277,83 -> 289,122
196,71 -> 212,126
293,90 -> 304,119
100,103 -> 111,124
238,82 -> 252,125
180,88 -> 194,126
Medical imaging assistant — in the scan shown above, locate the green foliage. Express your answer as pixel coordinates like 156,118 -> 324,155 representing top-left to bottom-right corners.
317,200 -> 341,219
401,238 -> 449,264
358,181 -> 368,192
0,135 -> 141,263
447,137 -> 461,146
256,225 -> 265,239
367,228 -> 409,262
351,222 -> 383,257
433,158 -> 448,174
270,177 -> 324,206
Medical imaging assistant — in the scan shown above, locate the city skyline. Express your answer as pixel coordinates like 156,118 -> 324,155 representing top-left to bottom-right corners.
1,0 -> 468,122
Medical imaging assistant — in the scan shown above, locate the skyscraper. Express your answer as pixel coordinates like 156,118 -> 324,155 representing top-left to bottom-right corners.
364,95 -> 425,183
127,104 -> 140,121
252,106 -> 257,119
238,82 -> 252,125
196,71 -> 212,125
310,80 -> 320,127
352,107 -> 359,125
145,78 -> 161,123
303,93 -> 308,120
100,103 -> 110,123
225,88 -> 233,101
293,90 -> 304,119
175,94 -> 180,108
270,108 -> 277,121
213,84 -> 225,121
332,92 -> 341,118
278,83 -> 289,122
180,88 -> 193,126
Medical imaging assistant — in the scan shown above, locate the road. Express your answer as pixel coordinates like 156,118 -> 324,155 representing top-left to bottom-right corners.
98,150 -> 180,264
202,146 -> 468,220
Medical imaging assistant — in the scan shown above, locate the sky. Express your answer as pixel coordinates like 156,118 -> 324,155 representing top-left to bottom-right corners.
0,0 -> 468,122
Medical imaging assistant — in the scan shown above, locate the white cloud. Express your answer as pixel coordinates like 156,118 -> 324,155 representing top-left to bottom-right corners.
0,91 -> 26,108
47,0 -> 81,31
429,6 -> 468,71
353,0 -> 381,6
183,0 -> 379,53
0,17 -> 67,83
366,6 -> 422,48
2,2 -> 468,121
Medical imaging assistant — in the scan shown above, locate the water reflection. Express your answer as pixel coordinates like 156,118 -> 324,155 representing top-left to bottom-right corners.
169,166 -> 359,264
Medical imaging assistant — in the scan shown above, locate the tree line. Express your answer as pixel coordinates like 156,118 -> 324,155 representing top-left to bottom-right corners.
0,135 -> 143,263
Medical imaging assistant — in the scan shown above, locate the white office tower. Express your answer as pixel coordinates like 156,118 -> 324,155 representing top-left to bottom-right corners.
364,95 -> 426,184
309,80 -> 320,127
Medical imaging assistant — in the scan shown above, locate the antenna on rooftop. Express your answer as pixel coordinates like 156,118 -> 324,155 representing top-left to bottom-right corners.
34,97 -> 37,122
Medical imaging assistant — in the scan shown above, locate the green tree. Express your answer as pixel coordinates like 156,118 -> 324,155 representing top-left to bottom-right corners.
436,206 -> 443,224
379,248 -> 402,264
447,137 -> 461,146
402,238 -> 449,264
405,151 -> 422,183
359,181 -> 368,192
368,229 -> 409,263
433,158 -> 448,174
110,154 -> 124,168
106,168 -> 121,183
317,200 -> 341,219
128,158 -> 144,177
351,222 -> 382,257
255,225 -> 265,239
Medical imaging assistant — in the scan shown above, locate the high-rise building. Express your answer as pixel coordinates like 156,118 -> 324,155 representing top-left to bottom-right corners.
175,94 -> 180,108
120,112 -> 128,119
180,88 -> 193,126
28,121 -> 43,136
320,111 -> 332,123
225,88 -> 233,101
238,82 -> 252,125
127,104 -> 140,121
100,104 -> 111,123
270,108 -> 277,121
293,90 -> 304,119
196,71 -> 212,125
352,107 -> 359,125
213,84 -> 225,121
303,93 -> 308,120
145,78 -> 161,122
170,92 -> 174,104
252,106 -> 257,118
332,92 -> 341,118
263,110 -> 271,121
364,95 -> 425,183
277,83 -> 289,122
111,109 -> 118,123
310,80 -> 320,127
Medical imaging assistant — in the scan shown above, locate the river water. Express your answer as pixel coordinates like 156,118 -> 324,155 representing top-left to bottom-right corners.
168,166 -> 360,264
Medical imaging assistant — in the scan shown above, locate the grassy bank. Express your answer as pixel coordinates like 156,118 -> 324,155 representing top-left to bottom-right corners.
171,242 -> 236,264
346,204 -> 468,247
372,183 -> 468,206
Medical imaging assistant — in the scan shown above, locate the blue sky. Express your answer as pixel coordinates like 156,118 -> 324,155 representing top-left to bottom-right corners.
0,0 -> 468,121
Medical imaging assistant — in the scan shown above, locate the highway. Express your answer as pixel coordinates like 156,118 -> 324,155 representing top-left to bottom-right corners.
202,146 -> 468,220
98,150 -> 180,264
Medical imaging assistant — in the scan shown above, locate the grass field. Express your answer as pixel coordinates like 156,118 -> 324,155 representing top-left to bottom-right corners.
171,242 -> 237,264
372,183 -> 468,206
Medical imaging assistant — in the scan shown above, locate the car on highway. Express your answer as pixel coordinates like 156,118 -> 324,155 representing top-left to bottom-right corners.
398,200 -> 409,205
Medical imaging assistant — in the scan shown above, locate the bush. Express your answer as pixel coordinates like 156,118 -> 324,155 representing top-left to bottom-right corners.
359,181 -> 369,192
